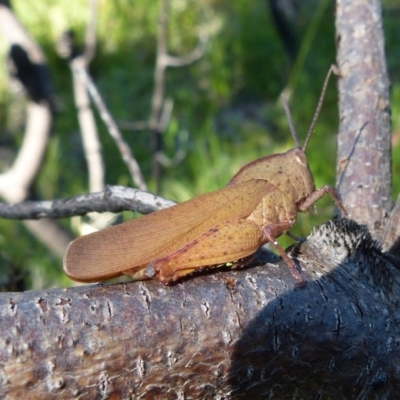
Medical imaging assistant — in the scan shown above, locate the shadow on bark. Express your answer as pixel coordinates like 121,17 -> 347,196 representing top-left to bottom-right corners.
229,219 -> 400,399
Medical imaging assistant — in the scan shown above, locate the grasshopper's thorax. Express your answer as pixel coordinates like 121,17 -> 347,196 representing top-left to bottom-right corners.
228,147 -> 315,205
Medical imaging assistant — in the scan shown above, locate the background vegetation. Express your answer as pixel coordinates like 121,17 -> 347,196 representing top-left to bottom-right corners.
1,0 -> 400,290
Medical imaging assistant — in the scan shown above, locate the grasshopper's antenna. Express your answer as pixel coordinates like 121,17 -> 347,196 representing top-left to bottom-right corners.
281,95 -> 301,148
303,65 -> 337,152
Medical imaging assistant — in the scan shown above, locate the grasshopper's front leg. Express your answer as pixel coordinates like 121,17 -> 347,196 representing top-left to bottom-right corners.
141,219 -> 265,284
299,185 -> 347,216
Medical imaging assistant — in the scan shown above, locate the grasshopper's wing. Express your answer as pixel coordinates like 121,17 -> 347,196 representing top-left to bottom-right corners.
63,179 -> 271,282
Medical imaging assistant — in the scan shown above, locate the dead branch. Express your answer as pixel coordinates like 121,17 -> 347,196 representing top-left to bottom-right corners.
73,61 -> 148,191
72,56 -> 105,194
0,103 -> 52,202
83,0 -> 98,65
161,31 -> 208,68
0,1 -> 46,67
57,2 -> 123,237
0,186 -> 175,219
0,1 -> 72,257
56,1 -> 103,194
1,218 -> 400,399
0,2 -> 52,201
335,0 -> 392,235
150,0 -> 207,192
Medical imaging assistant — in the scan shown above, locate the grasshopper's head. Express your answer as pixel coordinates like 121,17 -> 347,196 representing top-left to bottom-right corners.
276,67 -> 334,204
229,68 -> 333,203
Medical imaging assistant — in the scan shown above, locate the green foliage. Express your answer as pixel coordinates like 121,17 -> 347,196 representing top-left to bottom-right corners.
0,0 -> 399,289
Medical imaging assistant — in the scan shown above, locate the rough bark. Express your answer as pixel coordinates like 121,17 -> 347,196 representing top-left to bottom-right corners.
335,0 -> 392,235
1,218 -> 400,399
0,186 -> 176,220
381,195 -> 400,256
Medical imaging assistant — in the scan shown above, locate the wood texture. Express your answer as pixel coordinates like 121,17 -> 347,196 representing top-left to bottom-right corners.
1,219 -> 400,399
336,0 -> 392,235
0,186 -> 176,220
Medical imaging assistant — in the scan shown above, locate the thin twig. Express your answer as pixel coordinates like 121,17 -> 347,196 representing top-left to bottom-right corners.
158,97 -> 174,132
162,32 -> 208,68
119,120 -> 150,131
83,0 -> 98,64
62,0 -> 103,194
149,0 -> 170,192
149,0 -> 208,192
0,186 -> 175,220
73,60 -> 148,191
72,57 -> 105,193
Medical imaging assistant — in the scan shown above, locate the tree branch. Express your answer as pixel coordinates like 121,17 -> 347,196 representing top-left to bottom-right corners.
72,60 -> 148,191
83,0 -> 98,65
162,31 -> 208,68
72,0 -> 103,194
71,56 -> 105,193
1,218 -> 399,398
149,0 -> 207,192
0,103 -> 52,202
0,186 -> 175,219
335,0 -> 392,236
0,1 -> 72,257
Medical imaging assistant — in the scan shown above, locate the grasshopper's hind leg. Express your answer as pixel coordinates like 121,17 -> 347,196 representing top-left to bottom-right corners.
263,222 -> 306,287
144,219 -> 265,284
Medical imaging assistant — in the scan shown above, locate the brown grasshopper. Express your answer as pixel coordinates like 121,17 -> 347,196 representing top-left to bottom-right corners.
63,67 -> 346,287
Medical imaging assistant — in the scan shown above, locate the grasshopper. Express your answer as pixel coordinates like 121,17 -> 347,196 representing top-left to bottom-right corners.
64,67 -> 346,286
